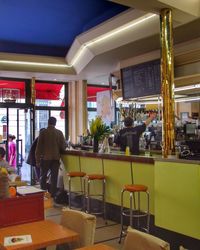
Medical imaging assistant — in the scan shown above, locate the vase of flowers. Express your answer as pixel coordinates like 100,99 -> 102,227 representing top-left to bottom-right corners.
93,137 -> 99,153
90,116 -> 110,153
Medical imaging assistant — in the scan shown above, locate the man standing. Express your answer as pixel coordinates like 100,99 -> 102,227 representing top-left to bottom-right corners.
35,117 -> 67,198
115,112 -> 156,155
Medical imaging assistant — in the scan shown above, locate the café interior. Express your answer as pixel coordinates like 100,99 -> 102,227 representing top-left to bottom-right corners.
0,1 -> 200,250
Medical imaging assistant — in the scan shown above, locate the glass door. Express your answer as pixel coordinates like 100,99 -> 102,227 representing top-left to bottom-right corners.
0,107 -> 33,181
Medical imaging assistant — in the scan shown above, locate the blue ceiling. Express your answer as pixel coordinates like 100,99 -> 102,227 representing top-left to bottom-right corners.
0,0 -> 128,57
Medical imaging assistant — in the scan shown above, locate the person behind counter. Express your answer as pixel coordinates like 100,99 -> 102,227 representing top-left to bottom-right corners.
115,112 -> 157,155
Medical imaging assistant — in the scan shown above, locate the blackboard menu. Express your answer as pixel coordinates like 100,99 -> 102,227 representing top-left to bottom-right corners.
121,59 -> 161,99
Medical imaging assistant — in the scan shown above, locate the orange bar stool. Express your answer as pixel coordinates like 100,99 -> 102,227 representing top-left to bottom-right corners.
119,184 -> 150,243
67,171 -> 86,209
84,174 -> 106,220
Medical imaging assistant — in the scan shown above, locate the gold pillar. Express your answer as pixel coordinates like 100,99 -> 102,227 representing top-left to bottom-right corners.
31,77 -> 36,106
160,9 -> 175,157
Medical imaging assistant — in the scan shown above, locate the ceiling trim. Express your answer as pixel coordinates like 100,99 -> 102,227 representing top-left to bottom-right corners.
0,9 -> 158,75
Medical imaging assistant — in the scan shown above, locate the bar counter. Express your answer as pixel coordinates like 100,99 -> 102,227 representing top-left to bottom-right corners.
61,150 -> 200,240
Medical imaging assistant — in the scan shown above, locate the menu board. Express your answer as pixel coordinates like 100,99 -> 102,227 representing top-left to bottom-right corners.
121,59 -> 161,99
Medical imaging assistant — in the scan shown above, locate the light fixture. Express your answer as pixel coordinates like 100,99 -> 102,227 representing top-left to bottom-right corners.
117,93 -> 199,104
175,96 -> 200,102
0,14 -> 157,68
174,84 -> 200,92
70,14 -> 156,66
86,14 -> 156,47
0,60 -> 70,68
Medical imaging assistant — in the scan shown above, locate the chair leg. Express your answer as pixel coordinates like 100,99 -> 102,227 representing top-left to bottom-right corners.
119,189 -> 125,244
68,177 -> 71,208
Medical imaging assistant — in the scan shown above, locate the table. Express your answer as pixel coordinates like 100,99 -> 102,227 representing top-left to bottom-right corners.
0,193 -> 44,227
0,219 -> 79,250
76,243 -> 116,250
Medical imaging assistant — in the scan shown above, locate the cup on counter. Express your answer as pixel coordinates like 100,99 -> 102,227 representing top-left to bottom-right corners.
125,146 -> 130,156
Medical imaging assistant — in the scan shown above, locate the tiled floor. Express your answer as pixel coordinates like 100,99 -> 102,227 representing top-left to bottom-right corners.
45,206 -> 124,250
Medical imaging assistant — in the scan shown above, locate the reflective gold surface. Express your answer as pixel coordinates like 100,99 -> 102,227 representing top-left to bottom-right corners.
31,77 -> 36,105
160,9 -> 175,158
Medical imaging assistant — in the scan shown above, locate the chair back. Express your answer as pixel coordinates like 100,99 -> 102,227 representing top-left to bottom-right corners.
123,227 -> 170,250
60,208 -> 96,249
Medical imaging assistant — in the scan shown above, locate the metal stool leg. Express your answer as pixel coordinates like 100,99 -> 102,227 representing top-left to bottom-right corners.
102,178 -> 106,221
67,172 -> 86,210
85,175 -> 106,222
146,191 -> 150,233
68,176 -> 72,208
119,189 -> 125,244
119,185 -> 150,244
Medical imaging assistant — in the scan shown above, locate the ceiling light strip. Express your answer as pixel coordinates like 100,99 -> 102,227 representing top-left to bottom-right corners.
70,14 -> 157,66
0,14 -> 157,68
122,95 -> 200,104
86,14 -> 156,46
0,60 -> 71,68
175,96 -> 200,102
174,84 -> 200,92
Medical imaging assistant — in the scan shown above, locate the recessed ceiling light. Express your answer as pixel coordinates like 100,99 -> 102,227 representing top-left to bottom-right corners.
174,84 -> 200,92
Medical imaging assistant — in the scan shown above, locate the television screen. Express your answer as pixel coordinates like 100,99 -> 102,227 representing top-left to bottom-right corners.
186,124 -> 196,135
121,59 -> 161,100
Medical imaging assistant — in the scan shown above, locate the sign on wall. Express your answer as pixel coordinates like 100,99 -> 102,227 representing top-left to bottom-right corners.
96,90 -> 114,125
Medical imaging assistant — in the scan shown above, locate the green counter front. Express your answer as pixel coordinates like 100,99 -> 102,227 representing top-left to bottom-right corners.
61,150 -> 200,240
154,159 -> 200,239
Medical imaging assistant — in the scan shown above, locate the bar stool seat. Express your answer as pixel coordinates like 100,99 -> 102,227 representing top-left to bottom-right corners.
119,183 -> 150,243
86,174 -> 105,180
84,174 -> 106,220
67,171 -> 86,178
67,171 -> 86,209
124,184 -> 148,192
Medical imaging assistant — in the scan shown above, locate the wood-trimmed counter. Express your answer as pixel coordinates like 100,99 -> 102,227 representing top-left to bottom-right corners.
61,150 -> 200,240
62,150 -> 155,164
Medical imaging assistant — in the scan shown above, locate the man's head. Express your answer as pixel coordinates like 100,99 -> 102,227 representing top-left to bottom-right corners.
48,117 -> 57,126
124,116 -> 133,127
0,147 -> 6,158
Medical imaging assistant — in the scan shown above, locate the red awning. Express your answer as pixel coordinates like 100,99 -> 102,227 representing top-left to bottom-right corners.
0,80 -> 109,102
0,80 -> 25,98
87,86 -> 111,102
0,80 -> 63,100
36,82 -> 63,100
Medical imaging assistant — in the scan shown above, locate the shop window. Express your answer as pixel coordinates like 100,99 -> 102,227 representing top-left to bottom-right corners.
35,82 -> 65,107
0,80 -> 25,103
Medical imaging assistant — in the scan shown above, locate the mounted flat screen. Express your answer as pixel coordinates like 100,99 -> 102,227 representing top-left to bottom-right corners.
121,59 -> 161,100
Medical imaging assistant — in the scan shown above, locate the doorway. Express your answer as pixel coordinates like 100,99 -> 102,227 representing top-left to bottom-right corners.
0,79 -> 68,184
0,107 -> 32,181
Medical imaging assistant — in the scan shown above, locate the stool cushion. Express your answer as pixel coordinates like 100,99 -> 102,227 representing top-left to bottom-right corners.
67,171 -> 86,177
86,174 -> 106,180
124,184 -> 148,192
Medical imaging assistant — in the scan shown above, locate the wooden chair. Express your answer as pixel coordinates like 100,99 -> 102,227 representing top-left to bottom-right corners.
123,226 -> 170,250
57,208 -> 96,250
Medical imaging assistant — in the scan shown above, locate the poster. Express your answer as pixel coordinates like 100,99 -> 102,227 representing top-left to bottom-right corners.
97,90 -> 114,125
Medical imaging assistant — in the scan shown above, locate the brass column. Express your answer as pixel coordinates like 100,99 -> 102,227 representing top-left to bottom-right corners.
31,77 -> 36,106
160,9 -> 175,157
